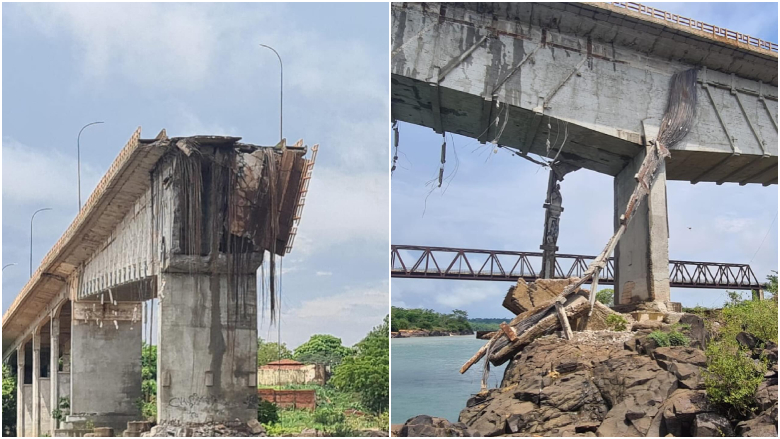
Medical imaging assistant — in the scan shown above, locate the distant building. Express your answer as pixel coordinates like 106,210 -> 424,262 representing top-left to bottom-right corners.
257,359 -> 329,386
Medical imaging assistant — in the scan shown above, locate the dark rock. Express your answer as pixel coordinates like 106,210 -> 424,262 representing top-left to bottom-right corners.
755,379 -> 778,412
692,412 -> 733,437
594,355 -> 678,437
634,334 -> 660,356
399,415 -> 477,437
736,332 -> 758,350
669,362 -> 703,390
679,314 -> 709,350
736,402 -> 778,437
660,389 -> 712,437
653,346 -> 708,369
761,348 -> 778,364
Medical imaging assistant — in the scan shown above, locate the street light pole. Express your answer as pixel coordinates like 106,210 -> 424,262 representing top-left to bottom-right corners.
259,44 -> 283,142
30,208 -> 52,277
78,122 -> 104,210
2,263 -> 17,272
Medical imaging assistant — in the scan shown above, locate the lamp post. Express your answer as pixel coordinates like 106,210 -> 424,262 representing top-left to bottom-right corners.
78,122 -> 104,210
259,44 -> 283,142
2,263 -> 16,272
30,208 -> 52,277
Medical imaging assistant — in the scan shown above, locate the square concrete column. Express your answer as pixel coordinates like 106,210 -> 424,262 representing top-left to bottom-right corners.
32,331 -> 40,437
157,272 -> 258,423
70,301 -> 143,432
50,316 -> 60,436
16,345 -> 25,437
614,120 -> 671,308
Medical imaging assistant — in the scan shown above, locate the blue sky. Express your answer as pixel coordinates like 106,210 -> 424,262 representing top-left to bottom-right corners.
391,2 -> 779,320
2,2 -> 389,348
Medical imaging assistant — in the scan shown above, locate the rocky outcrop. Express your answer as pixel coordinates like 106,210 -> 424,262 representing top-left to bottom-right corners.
476,331 -> 497,340
398,415 -> 478,437
456,321 -> 779,437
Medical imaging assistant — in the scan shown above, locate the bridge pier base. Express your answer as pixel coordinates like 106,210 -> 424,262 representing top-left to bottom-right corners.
70,301 -> 143,433
157,271 -> 258,424
614,122 -> 671,309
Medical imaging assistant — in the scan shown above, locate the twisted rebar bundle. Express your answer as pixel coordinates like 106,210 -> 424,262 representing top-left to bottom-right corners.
657,69 -> 698,150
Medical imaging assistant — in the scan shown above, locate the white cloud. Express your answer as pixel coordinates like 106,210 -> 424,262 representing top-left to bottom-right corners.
294,167 -> 389,255
316,271 -> 332,276
435,283 -> 506,309
262,284 -> 388,348
15,3 -> 251,90
2,137 -> 101,210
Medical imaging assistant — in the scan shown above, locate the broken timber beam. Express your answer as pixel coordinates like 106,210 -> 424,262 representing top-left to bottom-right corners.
489,294 -> 589,365
555,299 -> 573,340
460,140 -> 669,374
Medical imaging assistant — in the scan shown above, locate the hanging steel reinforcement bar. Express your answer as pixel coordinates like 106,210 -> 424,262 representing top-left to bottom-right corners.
391,245 -> 762,290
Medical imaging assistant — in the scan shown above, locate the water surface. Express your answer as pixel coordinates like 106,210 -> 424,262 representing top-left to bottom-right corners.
391,335 -> 507,424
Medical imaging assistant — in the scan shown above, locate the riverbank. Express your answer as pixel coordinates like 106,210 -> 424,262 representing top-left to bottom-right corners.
391,329 -> 473,338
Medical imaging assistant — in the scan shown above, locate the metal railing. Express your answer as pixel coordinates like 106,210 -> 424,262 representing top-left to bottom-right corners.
610,2 -> 778,53
391,245 -> 762,290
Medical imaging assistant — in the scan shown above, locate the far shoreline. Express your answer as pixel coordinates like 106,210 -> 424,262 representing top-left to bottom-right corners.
391,329 -> 474,338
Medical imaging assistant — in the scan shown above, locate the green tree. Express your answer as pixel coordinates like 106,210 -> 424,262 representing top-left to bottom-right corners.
257,338 -> 293,367
330,317 -> 389,413
137,343 -> 157,421
595,289 -> 614,307
293,335 -> 352,367
2,363 -> 16,437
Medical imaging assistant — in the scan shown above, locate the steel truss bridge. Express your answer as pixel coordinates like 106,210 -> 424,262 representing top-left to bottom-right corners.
391,245 -> 762,290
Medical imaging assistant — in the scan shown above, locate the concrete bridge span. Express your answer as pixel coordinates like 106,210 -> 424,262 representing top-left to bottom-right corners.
2,128 -> 316,435
391,2 -> 777,311
392,2 -> 778,185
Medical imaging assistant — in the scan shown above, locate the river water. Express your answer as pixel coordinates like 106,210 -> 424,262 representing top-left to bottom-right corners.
391,335 -> 508,424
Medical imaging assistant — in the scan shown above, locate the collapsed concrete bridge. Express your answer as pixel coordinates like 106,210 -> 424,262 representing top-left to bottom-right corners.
391,2 -> 778,310
2,128 -> 317,436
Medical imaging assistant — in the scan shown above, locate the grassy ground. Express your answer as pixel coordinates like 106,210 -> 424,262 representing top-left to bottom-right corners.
261,384 -> 388,436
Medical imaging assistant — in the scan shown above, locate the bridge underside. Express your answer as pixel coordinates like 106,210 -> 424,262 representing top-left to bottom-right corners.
393,76 -> 778,185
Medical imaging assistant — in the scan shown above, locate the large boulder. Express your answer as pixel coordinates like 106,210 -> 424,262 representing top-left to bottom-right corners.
594,355 -> 678,437
652,389 -> 713,437
652,346 -> 707,390
736,402 -> 778,437
692,412 -> 734,437
399,415 -> 478,437
679,314 -> 709,350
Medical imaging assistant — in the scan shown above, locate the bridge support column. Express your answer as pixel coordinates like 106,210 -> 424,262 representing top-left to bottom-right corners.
16,345 -> 25,437
70,301 -> 143,432
614,121 -> 671,309
157,271 -> 258,424
50,316 -> 59,436
32,331 -> 40,437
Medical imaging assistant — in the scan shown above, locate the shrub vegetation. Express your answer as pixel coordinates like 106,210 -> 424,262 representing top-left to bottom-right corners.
703,273 -> 778,417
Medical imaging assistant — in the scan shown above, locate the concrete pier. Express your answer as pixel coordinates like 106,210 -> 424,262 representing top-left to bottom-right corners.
70,302 -> 143,432
158,273 -> 259,423
614,122 -> 671,308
